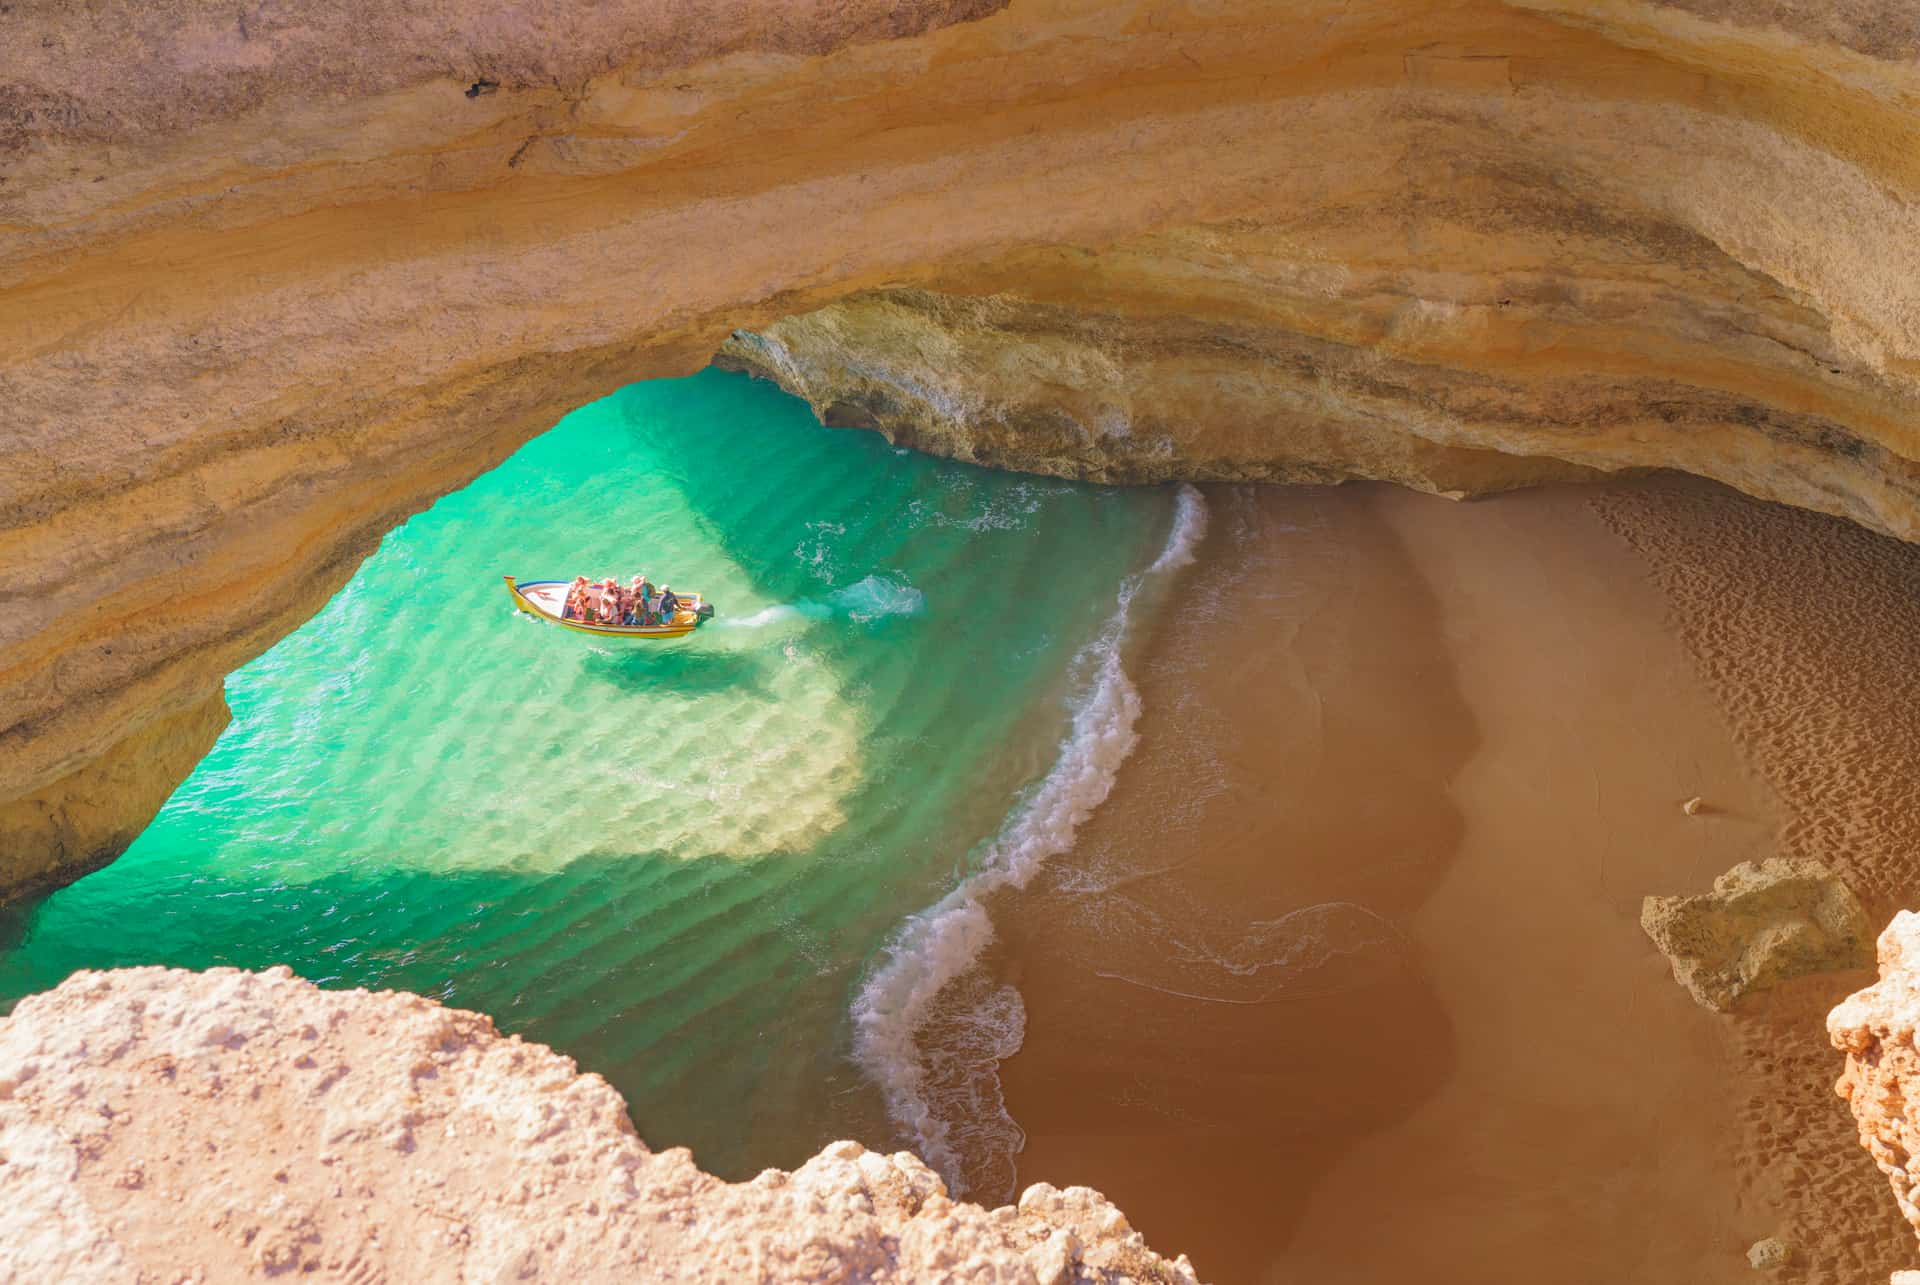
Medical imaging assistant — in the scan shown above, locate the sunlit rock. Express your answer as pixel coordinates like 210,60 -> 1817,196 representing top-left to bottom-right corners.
0,966 -> 1197,1283
1830,913 -> 1920,1281
1642,858 -> 1872,1011
9,0 -> 1920,892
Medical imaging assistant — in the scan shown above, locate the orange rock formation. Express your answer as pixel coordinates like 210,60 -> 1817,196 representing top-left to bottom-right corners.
1831,912 -> 1920,1281
5,1 -> 1920,895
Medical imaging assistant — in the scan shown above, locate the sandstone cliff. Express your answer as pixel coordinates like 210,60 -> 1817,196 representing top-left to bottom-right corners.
6,0 -> 1920,892
0,965 -> 1196,1282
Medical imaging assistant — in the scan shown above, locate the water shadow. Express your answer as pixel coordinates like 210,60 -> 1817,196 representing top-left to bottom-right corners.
580,643 -> 776,700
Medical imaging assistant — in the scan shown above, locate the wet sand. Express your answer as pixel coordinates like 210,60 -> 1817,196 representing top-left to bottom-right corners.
939,478 -> 1920,1282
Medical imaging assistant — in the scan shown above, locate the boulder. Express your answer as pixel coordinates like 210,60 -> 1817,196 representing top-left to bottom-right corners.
1642,858 -> 1872,1011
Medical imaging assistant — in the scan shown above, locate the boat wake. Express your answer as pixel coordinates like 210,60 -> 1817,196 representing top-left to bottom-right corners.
849,485 -> 1208,1198
720,574 -> 928,630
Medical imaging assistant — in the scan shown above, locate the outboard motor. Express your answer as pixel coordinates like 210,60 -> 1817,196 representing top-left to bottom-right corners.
696,602 -> 716,623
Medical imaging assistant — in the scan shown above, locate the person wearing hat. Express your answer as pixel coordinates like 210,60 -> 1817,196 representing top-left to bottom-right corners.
629,574 -> 652,625
596,577 -> 624,625
656,584 -> 680,622
563,574 -> 591,621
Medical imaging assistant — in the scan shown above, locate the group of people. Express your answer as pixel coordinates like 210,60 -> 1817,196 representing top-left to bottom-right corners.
563,574 -> 683,627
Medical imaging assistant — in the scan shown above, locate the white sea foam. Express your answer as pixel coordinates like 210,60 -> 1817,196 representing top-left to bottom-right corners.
720,574 -> 927,630
722,604 -> 808,630
1165,900 -> 1401,981
850,484 -> 1208,1194
793,520 -> 848,581
829,574 -> 928,622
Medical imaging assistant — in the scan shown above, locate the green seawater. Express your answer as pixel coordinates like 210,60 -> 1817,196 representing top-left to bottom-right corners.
0,369 -> 1173,1175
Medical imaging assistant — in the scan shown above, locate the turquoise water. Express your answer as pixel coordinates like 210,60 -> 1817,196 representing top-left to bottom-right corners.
0,369 -> 1175,1178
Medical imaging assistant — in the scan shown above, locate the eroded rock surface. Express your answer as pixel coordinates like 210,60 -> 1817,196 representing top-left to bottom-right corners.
8,0 -> 1920,891
1830,912 -> 1920,1278
0,966 -> 1196,1283
1642,858 -> 1873,1011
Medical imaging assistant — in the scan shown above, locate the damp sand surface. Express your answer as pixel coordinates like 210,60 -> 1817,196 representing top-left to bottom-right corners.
957,481 -> 1818,1283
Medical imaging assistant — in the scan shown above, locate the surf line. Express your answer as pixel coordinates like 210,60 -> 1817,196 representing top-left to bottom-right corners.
849,484 -> 1209,1193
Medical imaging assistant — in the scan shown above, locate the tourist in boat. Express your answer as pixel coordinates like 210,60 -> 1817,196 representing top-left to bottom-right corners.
641,581 -> 661,625
596,578 -> 623,626
563,575 -> 591,621
657,584 -> 680,621
629,575 -> 651,626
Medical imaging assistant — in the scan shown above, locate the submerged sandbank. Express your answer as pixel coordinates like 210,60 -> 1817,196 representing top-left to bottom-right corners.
914,478 -> 1920,1282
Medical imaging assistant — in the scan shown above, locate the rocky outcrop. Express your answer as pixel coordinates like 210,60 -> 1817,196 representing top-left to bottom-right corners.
715,286 -> 1614,494
0,965 -> 1196,1282
7,0 -> 1920,893
1642,858 -> 1873,1011
0,691 -> 229,896
1830,912 -> 1920,1278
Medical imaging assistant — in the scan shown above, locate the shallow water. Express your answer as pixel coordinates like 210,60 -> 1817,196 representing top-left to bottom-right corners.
0,369 -> 1174,1177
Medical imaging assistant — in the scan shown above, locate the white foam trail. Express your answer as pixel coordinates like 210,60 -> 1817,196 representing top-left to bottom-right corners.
718,574 -> 927,630
721,603 -> 812,629
850,484 -> 1207,1192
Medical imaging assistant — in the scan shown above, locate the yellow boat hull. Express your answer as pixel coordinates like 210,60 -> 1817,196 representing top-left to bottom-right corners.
504,576 -> 708,640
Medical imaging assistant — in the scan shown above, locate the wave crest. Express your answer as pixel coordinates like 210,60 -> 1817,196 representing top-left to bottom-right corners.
849,485 -> 1207,1194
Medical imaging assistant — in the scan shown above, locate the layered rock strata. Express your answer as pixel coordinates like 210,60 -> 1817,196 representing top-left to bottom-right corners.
7,0 -> 1920,891
0,965 -> 1196,1283
1831,912 -> 1920,1279
1642,857 -> 1873,1011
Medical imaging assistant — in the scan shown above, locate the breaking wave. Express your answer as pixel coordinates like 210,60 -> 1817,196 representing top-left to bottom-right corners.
850,484 -> 1208,1192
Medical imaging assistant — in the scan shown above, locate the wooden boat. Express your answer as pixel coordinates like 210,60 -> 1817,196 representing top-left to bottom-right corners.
503,576 -> 714,640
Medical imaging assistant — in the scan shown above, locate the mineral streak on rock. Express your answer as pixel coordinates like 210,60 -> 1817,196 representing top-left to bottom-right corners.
8,0 -> 1920,893
0,966 -> 1197,1283
1830,913 -> 1920,1278
1642,858 -> 1873,1011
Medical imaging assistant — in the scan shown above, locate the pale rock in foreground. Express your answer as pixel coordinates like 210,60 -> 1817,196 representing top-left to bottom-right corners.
1641,858 -> 1872,1011
0,967 -> 1198,1283
1832,913 -> 1920,1280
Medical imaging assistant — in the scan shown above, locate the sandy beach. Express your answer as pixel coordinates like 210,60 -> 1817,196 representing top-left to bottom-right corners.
923,478 -> 1920,1282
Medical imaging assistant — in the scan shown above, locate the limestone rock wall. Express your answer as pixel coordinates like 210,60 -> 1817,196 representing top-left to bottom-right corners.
7,0 -> 1920,893
0,965 -> 1197,1283
1830,912 -> 1920,1278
